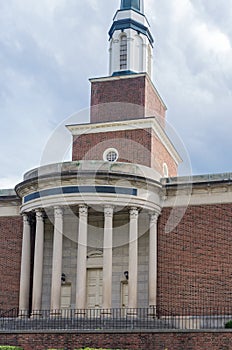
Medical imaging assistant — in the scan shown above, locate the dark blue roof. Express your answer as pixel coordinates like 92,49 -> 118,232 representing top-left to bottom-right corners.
109,18 -> 154,46
112,70 -> 137,76
120,0 -> 144,14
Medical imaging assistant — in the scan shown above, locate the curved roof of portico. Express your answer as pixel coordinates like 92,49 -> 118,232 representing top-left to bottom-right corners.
15,160 -> 163,214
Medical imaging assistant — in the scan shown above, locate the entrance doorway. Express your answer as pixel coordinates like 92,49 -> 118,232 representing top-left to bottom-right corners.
121,281 -> 128,316
87,268 -> 103,310
61,284 -> 71,317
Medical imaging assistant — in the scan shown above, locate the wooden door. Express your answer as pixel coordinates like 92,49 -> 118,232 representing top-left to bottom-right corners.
121,282 -> 128,316
87,268 -> 103,310
61,284 -> 71,317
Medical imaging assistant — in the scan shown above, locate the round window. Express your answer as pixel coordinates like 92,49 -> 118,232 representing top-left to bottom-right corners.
103,148 -> 119,162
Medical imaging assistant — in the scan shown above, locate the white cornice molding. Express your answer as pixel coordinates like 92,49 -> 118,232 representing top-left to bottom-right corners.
89,73 -> 146,83
0,205 -> 20,217
66,118 -> 182,165
163,187 -> 232,207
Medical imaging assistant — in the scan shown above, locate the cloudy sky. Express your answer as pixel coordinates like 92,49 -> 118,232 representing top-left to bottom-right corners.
0,0 -> 232,188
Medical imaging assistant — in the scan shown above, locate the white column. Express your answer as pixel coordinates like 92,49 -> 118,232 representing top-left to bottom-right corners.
19,213 -> 31,317
50,207 -> 63,313
102,206 -> 113,311
31,209 -> 44,315
128,207 -> 139,311
76,205 -> 88,311
149,212 -> 159,308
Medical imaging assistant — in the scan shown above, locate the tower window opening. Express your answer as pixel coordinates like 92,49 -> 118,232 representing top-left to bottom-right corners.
103,148 -> 119,162
120,35 -> 127,70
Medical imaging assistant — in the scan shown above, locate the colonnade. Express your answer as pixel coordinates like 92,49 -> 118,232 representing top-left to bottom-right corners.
19,205 -> 159,315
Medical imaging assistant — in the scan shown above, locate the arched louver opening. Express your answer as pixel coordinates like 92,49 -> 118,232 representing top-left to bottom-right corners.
120,35 -> 127,70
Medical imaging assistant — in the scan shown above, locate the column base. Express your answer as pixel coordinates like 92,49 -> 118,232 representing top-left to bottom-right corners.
50,310 -> 62,317
18,310 -> 29,318
31,310 -> 43,318
75,310 -> 86,317
127,309 -> 137,318
101,310 -> 112,318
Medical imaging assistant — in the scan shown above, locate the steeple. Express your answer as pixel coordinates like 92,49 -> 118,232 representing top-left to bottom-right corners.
109,0 -> 153,77
120,0 -> 144,13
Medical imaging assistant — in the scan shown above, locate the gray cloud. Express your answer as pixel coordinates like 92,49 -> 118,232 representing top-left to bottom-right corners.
0,0 -> 232,188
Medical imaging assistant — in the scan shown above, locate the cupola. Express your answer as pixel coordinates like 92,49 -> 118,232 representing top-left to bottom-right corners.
120,0 -> 144,13
109,0 -> 153,77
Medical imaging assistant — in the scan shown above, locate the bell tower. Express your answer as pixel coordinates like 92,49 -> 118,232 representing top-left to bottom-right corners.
68,1 -> 182,178
109,0 -> 153,77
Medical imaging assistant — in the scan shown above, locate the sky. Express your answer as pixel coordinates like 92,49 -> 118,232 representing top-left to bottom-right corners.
0,0 -> 232,188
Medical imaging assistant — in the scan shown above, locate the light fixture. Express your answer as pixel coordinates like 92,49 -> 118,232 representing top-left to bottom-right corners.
61,273 -> 66,283
124,271 -> 129,280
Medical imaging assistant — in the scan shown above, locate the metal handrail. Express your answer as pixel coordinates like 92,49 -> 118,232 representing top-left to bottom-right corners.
1,307 -> 232,331
0,307 -> 19,318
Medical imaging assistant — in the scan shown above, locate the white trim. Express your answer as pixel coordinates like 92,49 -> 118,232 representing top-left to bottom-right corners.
0,204 -> 20,216
89,73 -> 146,83
163,163 -> 169,178
163,184 -> 232,207
66,118 -> 182,165
20,191 -> 162,214
114,9 -> 150,28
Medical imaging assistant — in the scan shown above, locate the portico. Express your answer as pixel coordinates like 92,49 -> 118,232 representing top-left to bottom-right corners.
16,161 -> 162,315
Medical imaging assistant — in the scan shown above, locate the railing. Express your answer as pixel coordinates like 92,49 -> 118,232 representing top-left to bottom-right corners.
1,307 -> 232,331
0,308 -> 19,318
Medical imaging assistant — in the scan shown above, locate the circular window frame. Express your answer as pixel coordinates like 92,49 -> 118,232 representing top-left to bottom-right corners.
103,148 -> 119,162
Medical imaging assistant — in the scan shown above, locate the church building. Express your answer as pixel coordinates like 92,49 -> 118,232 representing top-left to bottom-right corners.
1,0 -> 232,320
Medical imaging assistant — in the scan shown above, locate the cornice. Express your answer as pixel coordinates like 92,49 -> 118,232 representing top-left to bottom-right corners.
66,118 -> 182,165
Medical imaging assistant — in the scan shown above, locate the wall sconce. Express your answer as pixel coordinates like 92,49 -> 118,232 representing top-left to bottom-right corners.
61,273 -> 66,283
124,271 -> 129,280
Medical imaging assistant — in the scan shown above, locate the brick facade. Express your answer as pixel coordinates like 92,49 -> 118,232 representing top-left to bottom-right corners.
152,132 -> 178,177
2,197 -> 232,315
90,74 -> 166,124
158,203 -> 232,312
145,76 -> 166,122
72,128 -> 178,176
1,331 -> 232,350
72,128 -> 152,167
0,216 -> 23,311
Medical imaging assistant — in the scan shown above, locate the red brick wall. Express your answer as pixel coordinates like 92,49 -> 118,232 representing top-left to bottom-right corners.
152,133 -> 178,177
158,204 -> 232,312
72,128 -> 152,168
90,75 -> 166,124
1,331 -> 232,350
0,216 -> 23,311
72,128 -> 177,176
145,77 -> 166,121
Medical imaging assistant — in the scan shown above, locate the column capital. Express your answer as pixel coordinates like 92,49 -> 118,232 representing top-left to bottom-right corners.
149,211 -> 160,224
22,213 -> 30,225
129,207 -> 139,219
35,209 -> 44,221
104,205 -> 114,218
54,206 -> 63,217
79,204 -> 88,216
